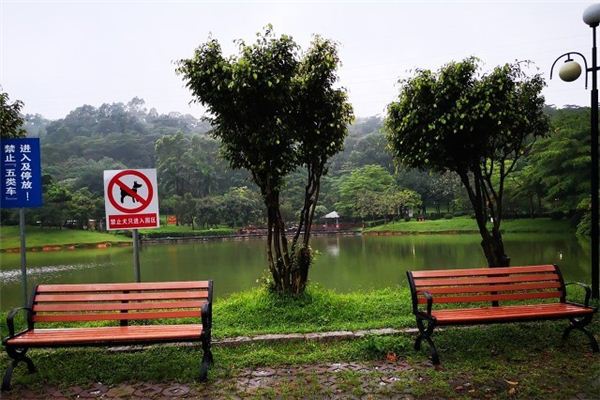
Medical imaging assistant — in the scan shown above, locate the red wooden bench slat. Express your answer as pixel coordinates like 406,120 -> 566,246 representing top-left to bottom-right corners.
432,303 -> 594,325
413,273 -> 560,287
410,265 -> 556,278
5,324 -> 204,346
34,292 -> 207,302
416,291 -> 562,304
36,281 -> 210,292
33,301 -> 206,312
33,310 -> 200,323
416,282 -> 562,295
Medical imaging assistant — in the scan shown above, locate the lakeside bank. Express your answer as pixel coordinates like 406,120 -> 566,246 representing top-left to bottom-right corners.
0,217 -> 575,252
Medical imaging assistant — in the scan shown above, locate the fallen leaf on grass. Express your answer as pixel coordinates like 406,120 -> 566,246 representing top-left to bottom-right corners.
386,352 -> 397,362
505,380 -> 519,386
508,387 -> 517,395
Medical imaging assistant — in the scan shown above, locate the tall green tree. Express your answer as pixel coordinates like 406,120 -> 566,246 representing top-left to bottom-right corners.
386,58 -> 549,267
1,89 -> 26,139
178,27 -> 353,294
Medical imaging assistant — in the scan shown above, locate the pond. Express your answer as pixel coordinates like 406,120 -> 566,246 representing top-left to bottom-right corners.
0,233 -> 592,311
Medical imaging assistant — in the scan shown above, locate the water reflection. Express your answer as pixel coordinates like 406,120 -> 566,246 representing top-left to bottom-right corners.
0,233 -> 591,310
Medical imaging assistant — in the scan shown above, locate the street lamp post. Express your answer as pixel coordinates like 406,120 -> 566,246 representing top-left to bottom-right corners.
550,3 -> 600,299
550,4 -> 600,299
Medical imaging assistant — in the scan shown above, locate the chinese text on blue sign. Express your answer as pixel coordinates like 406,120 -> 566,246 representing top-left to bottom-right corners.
1,138 -> 42,208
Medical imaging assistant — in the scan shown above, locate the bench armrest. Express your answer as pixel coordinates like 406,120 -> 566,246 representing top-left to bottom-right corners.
201,302 -> 212,339
5,307 -> 33,339
564,282 -> 592,308
418,291 -> 434,318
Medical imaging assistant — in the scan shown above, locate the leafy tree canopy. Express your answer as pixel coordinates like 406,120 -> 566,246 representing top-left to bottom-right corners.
1,89 -> 26,139
178,26 -> 353,294
386,58 -> 549,267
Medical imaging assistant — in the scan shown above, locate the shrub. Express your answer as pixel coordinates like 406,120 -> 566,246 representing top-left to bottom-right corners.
550,211 -> 565,220
444,213 -> 453,219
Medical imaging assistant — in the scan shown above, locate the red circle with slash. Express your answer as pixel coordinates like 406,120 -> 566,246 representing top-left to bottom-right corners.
107,170 -> 154,214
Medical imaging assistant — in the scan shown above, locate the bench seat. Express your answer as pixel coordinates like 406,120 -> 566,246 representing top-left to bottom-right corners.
432,303 -> 595,325
407,265 -> 598,364
6,324 -> 204,347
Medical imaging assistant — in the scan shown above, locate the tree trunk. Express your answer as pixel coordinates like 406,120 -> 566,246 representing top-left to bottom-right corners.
480,233 -> 510,267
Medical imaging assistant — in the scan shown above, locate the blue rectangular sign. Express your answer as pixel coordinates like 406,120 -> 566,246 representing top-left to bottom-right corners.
1,138 -> 43,208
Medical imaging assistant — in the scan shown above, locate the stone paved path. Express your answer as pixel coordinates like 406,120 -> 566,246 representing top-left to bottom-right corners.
2,360 -> 423,399
3,358 -> 597,399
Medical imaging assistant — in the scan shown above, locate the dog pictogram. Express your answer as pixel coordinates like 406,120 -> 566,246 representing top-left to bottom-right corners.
121,181 -> 142,204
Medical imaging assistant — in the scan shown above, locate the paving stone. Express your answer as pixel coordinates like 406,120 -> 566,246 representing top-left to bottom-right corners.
105,384 -> 136,397
78,383 -> 109,398
161,384 -> 191,397
305,331 -> 354,341
251,368 -> 276,377
133,383 -> 164,397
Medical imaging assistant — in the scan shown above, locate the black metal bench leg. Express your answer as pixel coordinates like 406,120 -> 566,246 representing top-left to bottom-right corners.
562,324 -> 575,340
414,335 -> 423,351
563,316 -> 599,353
199,336 -> 213,382
2,347 -> 35,391
415,318 -> 439,365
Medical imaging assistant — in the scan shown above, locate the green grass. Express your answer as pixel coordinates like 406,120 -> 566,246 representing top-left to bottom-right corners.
214,285 -> 414,338
0,285 -> 414,339
1,290 -> 598,399
139,225 -> 236,239
367,216 -> 574,234
0,225 -> 130,250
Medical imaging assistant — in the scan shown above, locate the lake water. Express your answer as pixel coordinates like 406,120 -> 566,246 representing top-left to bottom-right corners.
0,233 -> 592,311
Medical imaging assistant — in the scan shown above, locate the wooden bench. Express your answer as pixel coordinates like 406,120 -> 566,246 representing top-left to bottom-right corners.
1,280 -> 213,391
407,265 -> 598,364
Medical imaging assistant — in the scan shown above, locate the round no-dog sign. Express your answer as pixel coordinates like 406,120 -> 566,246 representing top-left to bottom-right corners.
103,169 -> 160,230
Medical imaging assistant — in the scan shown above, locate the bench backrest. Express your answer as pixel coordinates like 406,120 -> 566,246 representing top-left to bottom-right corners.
407,265 -> 565,311
30,280 -> 213,325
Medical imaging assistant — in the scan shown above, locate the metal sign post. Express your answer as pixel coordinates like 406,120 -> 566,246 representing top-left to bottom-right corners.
19,208 -> 28,305
132,229 -> 141,282
1,138 -> 43,306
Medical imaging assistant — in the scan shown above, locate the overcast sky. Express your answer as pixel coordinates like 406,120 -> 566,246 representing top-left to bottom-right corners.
0,0 -> 596,120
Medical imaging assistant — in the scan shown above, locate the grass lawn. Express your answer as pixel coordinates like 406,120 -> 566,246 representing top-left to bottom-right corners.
0,225 -> 130,250
1,285 -> 597,399
139,224 -> 235,238
366,216 -> 574,234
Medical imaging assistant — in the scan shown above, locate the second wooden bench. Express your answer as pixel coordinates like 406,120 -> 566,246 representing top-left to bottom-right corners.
407,265 -> 598,364
1,280 -> 213,391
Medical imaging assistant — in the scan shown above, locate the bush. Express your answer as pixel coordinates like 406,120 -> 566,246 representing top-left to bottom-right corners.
404,216 -> 411,222
550,211 -> 565,220
444,213 -> 453,219
577,212 -> 591,236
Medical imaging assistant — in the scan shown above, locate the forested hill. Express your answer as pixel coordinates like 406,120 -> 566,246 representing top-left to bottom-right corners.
23,98 -> 390,197
10,98 -> 592,232
26,97 -> 210,167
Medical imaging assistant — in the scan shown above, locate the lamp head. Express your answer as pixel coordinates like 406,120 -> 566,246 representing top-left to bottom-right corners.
559,60 -> 583,82
583,3 -> 600,27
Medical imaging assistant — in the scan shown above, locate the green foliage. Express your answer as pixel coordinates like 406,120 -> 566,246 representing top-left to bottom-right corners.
385,58 -> 549,267
0,89 -> 26,139
178,27 -> 353,294
527,107 -> 590,210
337,165 -> 421,221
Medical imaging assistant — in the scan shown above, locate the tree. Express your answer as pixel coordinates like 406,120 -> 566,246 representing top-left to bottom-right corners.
1,89 -> 26,138
386,58 -> 549,267
526,107 -> 590,211
178,27 -> 353,294
337,165 -> 396,218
